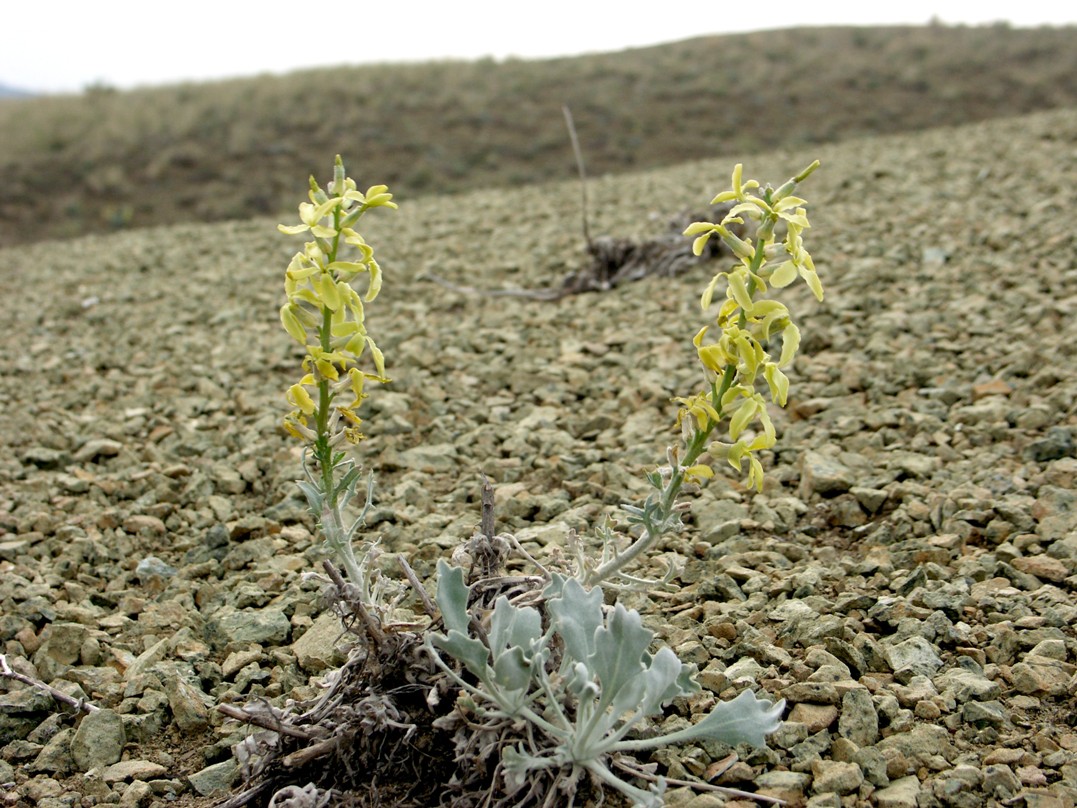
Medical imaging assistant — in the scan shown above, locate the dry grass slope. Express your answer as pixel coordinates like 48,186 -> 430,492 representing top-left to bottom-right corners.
1,23 -> 1076,246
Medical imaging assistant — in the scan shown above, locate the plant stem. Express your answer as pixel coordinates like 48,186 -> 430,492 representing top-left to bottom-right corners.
584,363 -> 735,587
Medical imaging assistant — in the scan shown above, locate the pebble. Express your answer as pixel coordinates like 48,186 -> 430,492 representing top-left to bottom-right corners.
71,709 -> 125,771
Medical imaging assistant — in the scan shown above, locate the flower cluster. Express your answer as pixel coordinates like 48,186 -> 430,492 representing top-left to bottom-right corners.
278,155 -> 397,448
679,161 -> 822,490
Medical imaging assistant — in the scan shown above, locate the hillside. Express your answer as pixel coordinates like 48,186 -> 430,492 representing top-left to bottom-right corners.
0,105 -> 1075,804
1,23 -> 1076,247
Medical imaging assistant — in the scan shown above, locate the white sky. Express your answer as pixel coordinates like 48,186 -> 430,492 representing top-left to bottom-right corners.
3,1 -> 1074,94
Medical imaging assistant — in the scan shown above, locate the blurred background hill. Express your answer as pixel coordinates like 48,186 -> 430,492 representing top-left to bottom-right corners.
1,23 -> 1075,247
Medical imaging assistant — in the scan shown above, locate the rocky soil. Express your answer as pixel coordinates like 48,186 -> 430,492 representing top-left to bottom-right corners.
1,108 -> 1076,807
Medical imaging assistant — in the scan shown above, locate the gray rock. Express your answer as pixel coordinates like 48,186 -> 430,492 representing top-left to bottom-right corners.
799,451 -> 855,497
838,687 -> 878,746
873,774 -> 923,808
392,443 -> 459,473
32,622 -> 89,679
1025,427 -> 1075,462
124,637 -> 170,681
188,759 -> 239,796
1011,658 -> 1072,696
961,700 -> 1008,726
293,612 -> 347,673
877,724 -> 953,764
73,438 -> 124,463
982,764 -> 1022,799
162,668 -> 210,731
1033,485 -> 1077,536
884,636 -> 943,682
101,759 -> 168,783
71,708 -> 126,771
811,760 -> 863,795
207,607 -> 290,649
30,727 -> 74,774
755,770 -> 811,803
22,447 -> 71,469
933,668 -> 1000,703
119,780 -> 153,807
134,556 -> 177,584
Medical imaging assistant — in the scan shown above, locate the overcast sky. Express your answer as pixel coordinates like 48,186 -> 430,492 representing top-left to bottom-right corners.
4,1 -> 1074,94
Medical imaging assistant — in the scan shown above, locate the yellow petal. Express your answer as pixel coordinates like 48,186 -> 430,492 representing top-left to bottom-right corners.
366,260 -> 382,302
684,464 -> 715,481
367,338 -> 387,379
700,274 -> 722,310
318,274 -> 342,311
768,261 -> 798,289
764,363 -> 790,407
747,455 -> 765,492
727,269 -> 753,312
279,305 -> 307,344
779,324 -> 801,367
728,398 -> 757,441
287,383 -> 316,416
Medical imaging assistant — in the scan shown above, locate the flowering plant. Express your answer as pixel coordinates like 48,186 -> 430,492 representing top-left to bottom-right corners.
579,161 -> 822,587
277,155 -> 397,604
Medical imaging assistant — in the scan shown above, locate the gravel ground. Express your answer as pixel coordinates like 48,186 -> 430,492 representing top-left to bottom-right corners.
1,108 -> 1076,808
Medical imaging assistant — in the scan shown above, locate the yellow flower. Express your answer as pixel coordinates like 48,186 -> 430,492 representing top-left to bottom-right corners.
709,163 -> 760,205
674,392 -> 720,432
278,198 -> 340,239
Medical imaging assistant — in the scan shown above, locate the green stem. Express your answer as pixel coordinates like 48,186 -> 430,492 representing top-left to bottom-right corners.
308,205 -> 371,600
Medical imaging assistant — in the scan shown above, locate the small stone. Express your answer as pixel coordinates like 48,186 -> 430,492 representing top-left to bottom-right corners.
222,647 -> 264,678
22,447 -> 71,469
30,728 -> 75,774
963,700 -> 1009,725
101,760 -> 168,783
851,486 -> 888,514
885,636 -> 943,682
933,668 -> 1001,703
1011,555 -> 1069,583
1025,427 -> 1075,463
1011,658 -> 1072,696
788,703 -> 838,732
135,555 -> 178,583
71,708 -> 126,771
393,443 -> 459,473
982,748 -> 1026,766
755,770 -> 811,803
811,760 -> 864,795
1016,765 -> 1049,787
124,637 -> 170,681
33,621 -> 89,671
188,759 -> 238,796
162,669 -> 210,731
877,724 -> 952,763
292,612 -> 348,672
73,438 -> 124,463
119,780 -> 153,807
982,763 -> 1022,798
838,687 -> 879,746
874,775 -> 923,808
123,515 -> 167,536
799,451 -> 854,497
207,607 -> 290,649
971,379 -> 1012,400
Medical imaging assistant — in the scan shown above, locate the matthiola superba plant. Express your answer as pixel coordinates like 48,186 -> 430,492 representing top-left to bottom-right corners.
235,158 -> 818,808
578,161 -> 822,587
277,155 -> 397,606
